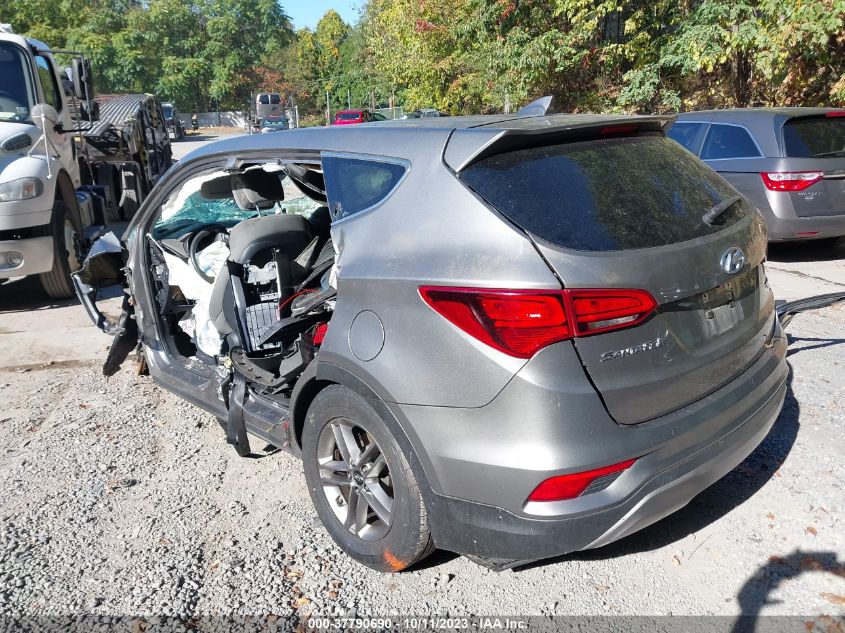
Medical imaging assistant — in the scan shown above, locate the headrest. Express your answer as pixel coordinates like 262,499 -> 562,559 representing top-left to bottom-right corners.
199,174 -> 233,200
286,163 -> 327,203
231,170 -> 285,210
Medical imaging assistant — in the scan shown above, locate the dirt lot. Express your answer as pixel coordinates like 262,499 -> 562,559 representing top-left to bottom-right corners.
0,142 -> 843,623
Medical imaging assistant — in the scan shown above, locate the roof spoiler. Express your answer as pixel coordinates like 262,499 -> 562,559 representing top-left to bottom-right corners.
517,96 -> 555,118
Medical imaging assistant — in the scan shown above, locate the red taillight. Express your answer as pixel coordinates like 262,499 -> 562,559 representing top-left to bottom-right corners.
826,111 -> 845,118
418,288 -> 571,358
761,171 -> 824,192
419,286 -> 657,358
528,458 -> 637,502
569,289 -> 657,335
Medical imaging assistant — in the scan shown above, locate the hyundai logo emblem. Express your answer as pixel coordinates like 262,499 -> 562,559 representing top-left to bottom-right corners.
720,247 -> 746,275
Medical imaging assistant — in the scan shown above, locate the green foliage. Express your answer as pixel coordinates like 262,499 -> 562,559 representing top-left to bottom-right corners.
3,0 -> 842,118
2,0 -> 290,111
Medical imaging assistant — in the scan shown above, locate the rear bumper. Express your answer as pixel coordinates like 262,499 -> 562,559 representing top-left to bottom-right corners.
0,236 -> 54,278
397,326 -> 788,562
765,212 -> 845,241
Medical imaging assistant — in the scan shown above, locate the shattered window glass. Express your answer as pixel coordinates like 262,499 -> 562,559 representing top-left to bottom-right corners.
153,170 -> 258,239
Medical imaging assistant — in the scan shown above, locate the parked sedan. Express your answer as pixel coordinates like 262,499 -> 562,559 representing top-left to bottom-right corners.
668,108 -> 845,242
76,109 -> 787,572
331,109 -> 387,125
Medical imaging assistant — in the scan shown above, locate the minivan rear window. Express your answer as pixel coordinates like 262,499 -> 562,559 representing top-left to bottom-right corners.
461,136 -> 749,252
783,116 -> 845,158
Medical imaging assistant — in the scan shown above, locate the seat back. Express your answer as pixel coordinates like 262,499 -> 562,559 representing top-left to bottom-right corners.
209,214 -> 313,340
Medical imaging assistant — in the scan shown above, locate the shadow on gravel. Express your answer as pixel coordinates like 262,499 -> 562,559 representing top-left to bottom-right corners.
519,365 -> 801,570
785,333 -> 845,357
0,276 -> 75,312
411,549 -> 460,571
767,239 -> 844,263
730,550 -> 844,632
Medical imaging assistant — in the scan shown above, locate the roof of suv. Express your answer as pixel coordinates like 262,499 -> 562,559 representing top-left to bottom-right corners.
181,113 -> 674,172
675,107 -> 842,123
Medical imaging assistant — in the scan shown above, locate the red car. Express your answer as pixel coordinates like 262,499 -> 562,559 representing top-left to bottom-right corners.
331,109 -> 388,125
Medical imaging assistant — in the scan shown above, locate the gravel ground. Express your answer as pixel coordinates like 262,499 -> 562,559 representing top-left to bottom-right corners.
1,303 -> 843,625
2,223 -> 844,626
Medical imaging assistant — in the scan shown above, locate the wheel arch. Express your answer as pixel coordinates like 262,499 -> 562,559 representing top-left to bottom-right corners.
54,168 -> 83,234
293,361 -> 438,510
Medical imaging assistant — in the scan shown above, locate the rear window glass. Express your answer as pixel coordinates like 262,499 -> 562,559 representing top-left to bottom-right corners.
323,156 -> 406,221
783,116 -> 845,158
701,124 -> 761,159
460,136 -> 749,252
336,112 -> 362,121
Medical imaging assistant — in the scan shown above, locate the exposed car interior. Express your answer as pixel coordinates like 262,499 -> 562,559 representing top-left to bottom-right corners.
148,161 -> 335,398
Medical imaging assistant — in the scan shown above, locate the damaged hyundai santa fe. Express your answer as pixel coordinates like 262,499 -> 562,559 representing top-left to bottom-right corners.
77,102 -> 788,572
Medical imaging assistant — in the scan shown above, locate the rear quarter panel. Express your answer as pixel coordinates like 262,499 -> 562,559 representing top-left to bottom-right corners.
319,151 -> 562,408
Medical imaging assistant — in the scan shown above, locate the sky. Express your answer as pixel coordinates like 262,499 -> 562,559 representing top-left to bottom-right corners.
285,1 -> 362,30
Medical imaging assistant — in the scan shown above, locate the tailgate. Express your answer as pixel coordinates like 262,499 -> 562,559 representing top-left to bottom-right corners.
781,114 -> 845,218
460,133 -> 775,425
534,214 -> 773,424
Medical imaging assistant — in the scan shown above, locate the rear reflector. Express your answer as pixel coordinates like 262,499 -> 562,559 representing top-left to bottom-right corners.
528,458 -> 637,502
419,286 -> 657,358
761,171 -> 823,192
313,323 -> 328,345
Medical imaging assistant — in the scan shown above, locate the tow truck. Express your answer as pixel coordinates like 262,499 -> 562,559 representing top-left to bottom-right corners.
0,25 -> 171,298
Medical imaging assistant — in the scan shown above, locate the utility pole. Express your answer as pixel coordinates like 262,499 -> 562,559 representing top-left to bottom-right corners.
348,88 -> 351,110
326,90 -> 330,126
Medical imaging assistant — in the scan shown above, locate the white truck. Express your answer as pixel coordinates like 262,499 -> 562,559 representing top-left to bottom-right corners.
0,26 -> 171,298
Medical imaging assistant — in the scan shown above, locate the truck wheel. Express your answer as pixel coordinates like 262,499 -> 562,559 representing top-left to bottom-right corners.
302,385 -> 435,572
39,201 -> 81,299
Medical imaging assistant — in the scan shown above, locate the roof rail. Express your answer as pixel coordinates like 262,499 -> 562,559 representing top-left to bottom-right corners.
517,96 -> 555,118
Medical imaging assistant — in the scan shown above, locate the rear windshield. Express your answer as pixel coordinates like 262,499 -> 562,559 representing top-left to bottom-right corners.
783,116 -> 845,158
461,136 -> 749,252
336,112 -> 362,121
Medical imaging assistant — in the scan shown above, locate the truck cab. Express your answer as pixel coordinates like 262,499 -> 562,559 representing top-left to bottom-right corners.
0,25 -> 171,298
0,31 -> 84,297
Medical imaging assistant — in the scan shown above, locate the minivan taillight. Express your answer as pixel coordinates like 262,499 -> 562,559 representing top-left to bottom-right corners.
419,287 -> 657,358
761,171 -> 823,192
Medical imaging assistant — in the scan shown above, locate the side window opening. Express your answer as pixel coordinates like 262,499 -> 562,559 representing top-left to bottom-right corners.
701,124 -> 761,160
148,161 -> 331,362
322,156 -> 407,221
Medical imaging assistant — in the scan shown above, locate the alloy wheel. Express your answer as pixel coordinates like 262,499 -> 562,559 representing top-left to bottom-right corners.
316,418 -> 393,541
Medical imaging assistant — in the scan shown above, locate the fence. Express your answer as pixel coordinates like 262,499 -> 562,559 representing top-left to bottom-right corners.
178,111 -> 245,128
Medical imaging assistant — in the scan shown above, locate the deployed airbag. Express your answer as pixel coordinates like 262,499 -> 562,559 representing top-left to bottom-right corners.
162,241 -> 230,356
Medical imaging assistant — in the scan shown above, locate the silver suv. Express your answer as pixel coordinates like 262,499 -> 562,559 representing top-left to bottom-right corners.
77,110 -> 788,571
669,108 -> 845,242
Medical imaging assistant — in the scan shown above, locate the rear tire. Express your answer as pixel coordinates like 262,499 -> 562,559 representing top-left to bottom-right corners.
302,385 -> 434,572
38,200 -> 81,300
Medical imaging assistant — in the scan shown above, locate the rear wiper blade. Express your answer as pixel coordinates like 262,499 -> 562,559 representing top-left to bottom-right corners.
814,150 -> 845,158
702,195 -> 742,226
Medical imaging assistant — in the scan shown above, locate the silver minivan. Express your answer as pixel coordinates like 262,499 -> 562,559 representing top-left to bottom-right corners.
669,108 -> 845,242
